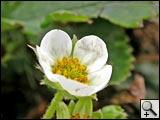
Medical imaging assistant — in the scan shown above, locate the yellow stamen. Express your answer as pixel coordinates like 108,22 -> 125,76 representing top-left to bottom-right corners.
71,113 -> 90,119
52,57 -> 88,84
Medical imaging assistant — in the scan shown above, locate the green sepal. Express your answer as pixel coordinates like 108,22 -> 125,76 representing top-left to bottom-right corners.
56,101 -> 71,119
72,97 -> 93,119
42,92 -> 63,119
68,100 -> 76,115
70,34 -> 78,57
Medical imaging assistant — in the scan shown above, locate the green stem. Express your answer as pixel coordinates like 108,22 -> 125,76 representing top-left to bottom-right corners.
42,91 -> 63,119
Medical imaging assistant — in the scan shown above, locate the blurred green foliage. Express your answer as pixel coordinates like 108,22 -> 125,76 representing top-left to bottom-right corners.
1,1 -> 158,119
101,105 -> 127,119
135,62 -> 159,99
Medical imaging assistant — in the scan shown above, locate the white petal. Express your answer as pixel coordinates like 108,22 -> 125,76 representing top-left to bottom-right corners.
40,29 -> 72,59
88,65 -> 112,92
57,75 -> 96,96
73,35 -> 108,72
36,46 -> 57,82
36,46 -> 52,71
56,64 -> 111,96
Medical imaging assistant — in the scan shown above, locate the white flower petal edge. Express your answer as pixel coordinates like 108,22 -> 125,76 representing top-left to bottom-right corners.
88,65 -> 112,91
55,65 -> 112,96
56,75 -> 96,96
36,46 -> 58,82
73,35 -> 108,73
40,29 -> 72,59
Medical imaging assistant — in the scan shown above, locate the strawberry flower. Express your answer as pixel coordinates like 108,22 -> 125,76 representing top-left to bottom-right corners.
35,29 -> 112,96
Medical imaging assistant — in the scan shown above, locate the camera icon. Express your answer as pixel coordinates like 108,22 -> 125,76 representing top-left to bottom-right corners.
141,99 -> 159,118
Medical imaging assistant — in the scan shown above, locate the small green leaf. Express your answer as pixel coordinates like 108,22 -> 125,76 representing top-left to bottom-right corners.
72,97 -> 93,119
68,100 -> 75,115
56,101 -> 71,119
102,105 -> 127,119
41,10 -> 91,28
92,110 -> 103,119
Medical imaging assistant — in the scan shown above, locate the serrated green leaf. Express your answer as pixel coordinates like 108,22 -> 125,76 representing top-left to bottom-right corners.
72,97 -> 93,119
1,1 -> 100,36
92,110 -> 103,119
100,1 -> 156,28
56,101 -> 71,119
1,1 -> 156,39
62,19 -> 134,84
41,10 -> 91,28
68,100 -> 75,115
102,105 -> 127,119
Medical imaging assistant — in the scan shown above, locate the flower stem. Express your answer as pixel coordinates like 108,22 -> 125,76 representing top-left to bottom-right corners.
42,91 -> 63,119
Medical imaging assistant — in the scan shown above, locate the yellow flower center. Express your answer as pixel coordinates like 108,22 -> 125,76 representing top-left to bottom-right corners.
52,57 -> 88,84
